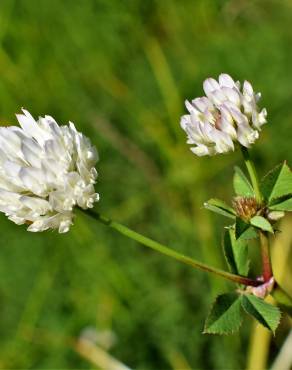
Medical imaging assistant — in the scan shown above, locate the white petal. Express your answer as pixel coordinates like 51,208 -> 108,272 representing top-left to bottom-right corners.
190,145 -> 210,156
185,100 -> 199,115
243,80 -> 254,96
192,97 -> 213,112
19,167 -> 47,196
16,110 -> 47,143
221,87 -> 241,106
20,196 -> 51,214
219,74 -> 236,88
203,78 -> 220,96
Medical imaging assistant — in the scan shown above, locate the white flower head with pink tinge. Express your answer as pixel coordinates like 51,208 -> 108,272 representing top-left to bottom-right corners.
0,109 -> 99,233
180,74 -> 267,156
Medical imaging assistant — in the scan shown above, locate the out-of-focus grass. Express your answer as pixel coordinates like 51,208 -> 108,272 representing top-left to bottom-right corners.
0,0 -> 292,368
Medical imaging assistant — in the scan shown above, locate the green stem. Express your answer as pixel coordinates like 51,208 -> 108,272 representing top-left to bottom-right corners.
82,209 -> 260,287
259,231 -> 273,282
240,146 -> 262,205
241,146 -> 274,282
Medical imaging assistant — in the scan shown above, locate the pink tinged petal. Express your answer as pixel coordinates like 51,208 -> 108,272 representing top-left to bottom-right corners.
219,74 -> 236,88
220,105 -> 234,124
187,118 -> 205,143
208,90 -> 226,105
185,100 -> 200,115
192,97 -> 214,112
203,78 -> 220,96
199,121 -> 215,142
180,115 -> 190,130
219,117 -> 237,139
201,108 -> 214,124
221,87 -> 241,106
229,106 -> 248,124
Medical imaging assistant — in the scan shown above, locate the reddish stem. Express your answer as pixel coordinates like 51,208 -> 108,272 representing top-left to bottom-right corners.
259,231 -> 273,282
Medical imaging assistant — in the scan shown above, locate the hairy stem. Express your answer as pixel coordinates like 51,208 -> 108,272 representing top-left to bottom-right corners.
241,146 -> 262,205
259,231 -> 273,282
82,209 -> 260,287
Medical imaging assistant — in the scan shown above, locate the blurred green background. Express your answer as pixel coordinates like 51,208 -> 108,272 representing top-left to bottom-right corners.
0,0 -> 292,369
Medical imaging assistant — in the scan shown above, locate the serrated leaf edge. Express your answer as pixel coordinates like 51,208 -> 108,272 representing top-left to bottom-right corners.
241,295 -> 282,335
203,293 -> 243,335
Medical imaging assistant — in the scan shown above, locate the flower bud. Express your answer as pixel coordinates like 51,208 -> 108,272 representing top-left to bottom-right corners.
233,196 -> 258,222
246,277 -> 275,299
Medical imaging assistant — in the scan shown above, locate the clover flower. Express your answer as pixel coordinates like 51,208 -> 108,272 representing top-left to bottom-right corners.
180,73 -> 267,156
0,109 -> 99,233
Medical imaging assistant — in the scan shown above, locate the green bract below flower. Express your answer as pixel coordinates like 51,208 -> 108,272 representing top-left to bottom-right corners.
180,73 -> 267,156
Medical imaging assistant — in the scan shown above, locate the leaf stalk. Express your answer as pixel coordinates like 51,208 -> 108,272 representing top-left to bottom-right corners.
82,209 -> 260,287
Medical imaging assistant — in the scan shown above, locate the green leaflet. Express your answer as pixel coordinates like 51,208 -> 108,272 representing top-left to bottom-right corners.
223,229 -> 249,277
233,166 -> 255,197
250,216 -> 274,233
269,196 -> 292,211
241,295 -> 281,333
235,217 -> 250,239
204,293 -> 242,335
261,162 -> 292,202
204,198 -> 236,219
236,226 -> 258,241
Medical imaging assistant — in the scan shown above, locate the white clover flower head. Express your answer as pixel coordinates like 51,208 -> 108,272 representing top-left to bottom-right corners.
180,73 -> 267,156
0,109 -> 99,233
